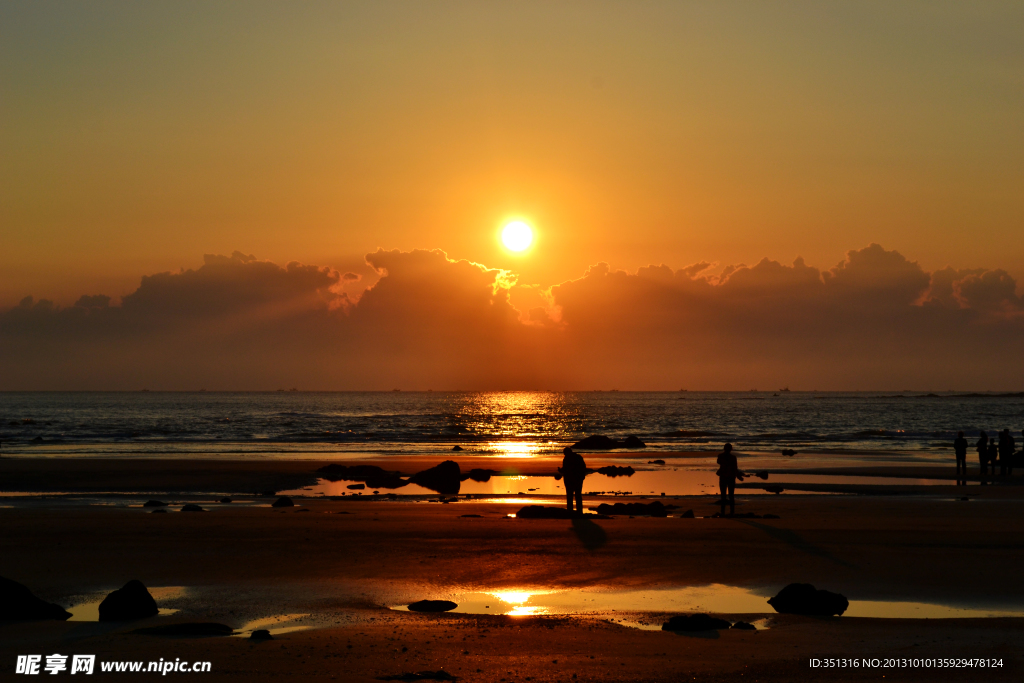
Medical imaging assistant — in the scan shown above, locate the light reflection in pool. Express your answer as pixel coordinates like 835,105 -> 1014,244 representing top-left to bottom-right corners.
391,584 -> 1024,621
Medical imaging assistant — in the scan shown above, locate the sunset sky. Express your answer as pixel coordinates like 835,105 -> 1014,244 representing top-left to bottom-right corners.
2,2 -> 1023,390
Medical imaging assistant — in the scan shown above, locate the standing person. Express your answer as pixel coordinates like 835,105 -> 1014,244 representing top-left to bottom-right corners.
953,431 -> 969,486
560,446 -> 588,515
989,438 -> 1000,477
977,431 -> 989,483
1000,429 -> 1016,476
716,443 -> 744,516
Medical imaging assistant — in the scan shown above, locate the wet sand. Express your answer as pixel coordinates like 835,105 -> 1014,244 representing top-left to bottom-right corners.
3,455 -> 1024,681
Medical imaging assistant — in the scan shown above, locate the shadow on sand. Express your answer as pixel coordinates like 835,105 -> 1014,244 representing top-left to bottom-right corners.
741,520 -> 858,569
571,518 -> 608,551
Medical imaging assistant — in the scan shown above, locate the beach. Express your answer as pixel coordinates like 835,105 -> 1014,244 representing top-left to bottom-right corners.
3,452 -> 1024,681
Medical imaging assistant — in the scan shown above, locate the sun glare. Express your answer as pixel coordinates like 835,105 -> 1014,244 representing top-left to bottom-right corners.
501,221 -> 533,252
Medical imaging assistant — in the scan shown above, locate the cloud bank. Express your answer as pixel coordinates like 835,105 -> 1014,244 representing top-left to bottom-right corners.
2,245 -> 1022,390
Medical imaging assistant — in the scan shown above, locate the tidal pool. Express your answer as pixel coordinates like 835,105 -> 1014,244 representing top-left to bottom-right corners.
389,584 -> 1024,621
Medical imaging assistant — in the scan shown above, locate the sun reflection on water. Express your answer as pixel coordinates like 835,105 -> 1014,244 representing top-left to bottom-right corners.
486,441 -> 546,458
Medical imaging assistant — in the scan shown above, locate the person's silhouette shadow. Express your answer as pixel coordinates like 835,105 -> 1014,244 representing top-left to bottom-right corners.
571,518 -> 607,551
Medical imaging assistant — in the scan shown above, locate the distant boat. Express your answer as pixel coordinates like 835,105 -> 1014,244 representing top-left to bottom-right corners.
780,387 -> 791,392
392,388 -> 401,392
680,389 -> 687,392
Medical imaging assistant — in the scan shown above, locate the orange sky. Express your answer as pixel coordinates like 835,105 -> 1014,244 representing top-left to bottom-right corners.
2,2 -> 1023,309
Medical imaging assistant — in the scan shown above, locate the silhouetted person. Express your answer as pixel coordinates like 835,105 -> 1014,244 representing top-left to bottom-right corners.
977,431 -> 989,481
988,439 -> 1000,477
953,431 -> 968,485
560,446 -> 588,514
999,429 -> 1016,476
716,443 -> 743,516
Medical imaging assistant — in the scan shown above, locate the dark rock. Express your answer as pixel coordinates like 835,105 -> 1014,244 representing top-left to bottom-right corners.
753,471 -> 769,480
151,509 -> 167,514
260,490 -> 277,497
731,621 -> 757,630
134,622 -> 234,636
32,436 -> 43,442
407,600 -> 457,613
409,460 -> 461,494
250,629 -> 273,641
679,509 -> 695,518
768,583 -> 848,616
378,671 -> 456,681
271,497 -> 294,507
143,500 -> 167,508
648,459 -> 666,465
516,506 -> 576,519
459,514 -> 483,518
570,435 -> 645,450
451,445 -> 464,452
662,614 -> 732,631
596,465 -> 635,477
781,449 -> 797,456
764,485 -> 785,494
346,483 -> 366,490
180,504 -> 205,512
98,580 -> 158,621
219,497 -> 232,504
463,468 -> 496,483
317,464 -> 404,486
595,501 -> 667,517
0,576 -> 72,621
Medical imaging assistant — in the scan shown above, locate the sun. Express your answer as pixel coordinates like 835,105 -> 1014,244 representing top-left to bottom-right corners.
501,221 -> 533,252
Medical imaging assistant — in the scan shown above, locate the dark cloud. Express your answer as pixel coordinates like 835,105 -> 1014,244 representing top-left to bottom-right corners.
1,245 -> 1021,390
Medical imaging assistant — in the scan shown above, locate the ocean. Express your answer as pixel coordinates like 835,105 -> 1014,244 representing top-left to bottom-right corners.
1,391 -> 1021,460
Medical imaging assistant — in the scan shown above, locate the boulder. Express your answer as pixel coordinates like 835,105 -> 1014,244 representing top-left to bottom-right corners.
143,500 -> 167,508
570,435 -> 646,450
134,622 -> 234,636
516,506 -> 575,519
463,468 -> 496,483
316,464 -> 408,488
679,509 -> 695,518
648,459 -> 666,465
0,576 -> 71,621
271,496 -> 294,507
407,600 -> 457,613
409,461 -> 461,494
219,497 -> 232,504
451,445 -> 464,452
250,629 -> 273,641
181,504 -> 205,512
764,485 -> 785,494
596,465 -> 635,477
731,621 -> 757,630
662,614 -> 732,631
594,501 -> 667,517
767,583 -> 848,616
781,449 -> 797,456
98,580 -> 159,621
346,484 -> 366,490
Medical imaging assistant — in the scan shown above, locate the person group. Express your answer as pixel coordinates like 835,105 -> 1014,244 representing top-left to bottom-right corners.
958,429 -> 1020,485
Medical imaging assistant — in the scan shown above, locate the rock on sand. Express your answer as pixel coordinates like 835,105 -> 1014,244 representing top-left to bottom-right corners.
407,600 -> 457,613
0,576 -> 71,621
768,583 -> 849,616
98,580 -> 159,621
